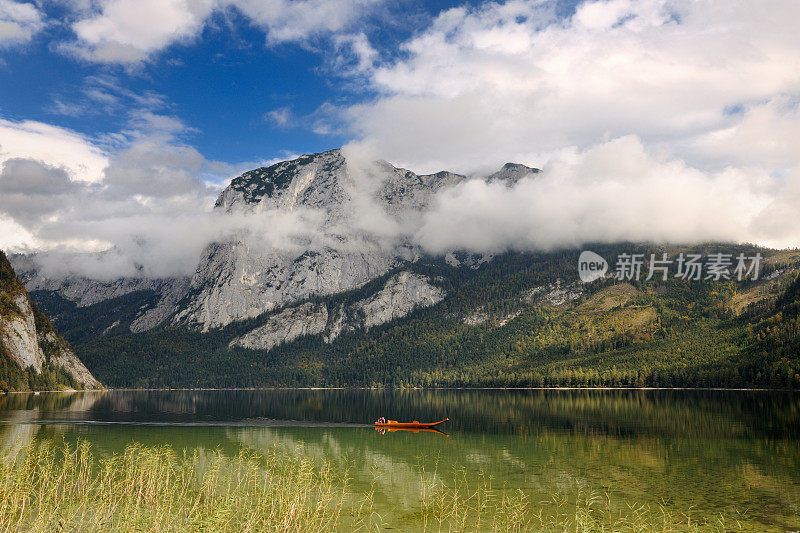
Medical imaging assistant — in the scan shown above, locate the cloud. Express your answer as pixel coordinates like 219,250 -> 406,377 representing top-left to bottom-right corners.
0,108 -> 329,278
413,136 -> 798,253
47,74 -> 168,118
0,108 -> 226,277
232,0 -> 380,44
0,0 -> 45,46
0,158 -> 81,228
0,214 -> 34,248
62,0 -> 381,64
0,158 -> 75,195
264,106 -> 293,127
692,96 -> 800,171
0,119 -> 109,182
67,0 -> 217,63
332,32 -> 377,73
3,132 -> 799,280
3,0 -> 800,279
346,0 -> 800,175
0,147 -> 220,278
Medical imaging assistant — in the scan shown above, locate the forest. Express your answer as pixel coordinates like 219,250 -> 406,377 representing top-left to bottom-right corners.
57,244 -> 800,390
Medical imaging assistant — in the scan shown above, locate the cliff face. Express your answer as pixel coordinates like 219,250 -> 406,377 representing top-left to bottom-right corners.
174,149 -> 466,331
229,270 -> 445,351
13,151 -> 540,351
10,253 -> 191,335
0,250 -> 100,390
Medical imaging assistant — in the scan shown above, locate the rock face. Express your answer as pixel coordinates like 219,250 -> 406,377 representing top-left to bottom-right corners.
9,254 -> 191,335
231,303 -> 329,351
356,271 -> 445,328
1,292 -> 42,371
522,279 -> 584,307
0,251 -> 100,389
12,151 -> 539,345
177,149 -> 464,331
230,271 -> 445,350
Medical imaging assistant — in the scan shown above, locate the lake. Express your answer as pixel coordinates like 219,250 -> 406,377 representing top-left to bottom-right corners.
1,389 -> 798,531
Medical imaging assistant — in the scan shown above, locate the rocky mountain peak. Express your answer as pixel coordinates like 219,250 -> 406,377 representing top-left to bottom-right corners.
18,151 -> 547,336
214,149 -> 346,213
487,162 -> 541,185
175,150 -> 472,330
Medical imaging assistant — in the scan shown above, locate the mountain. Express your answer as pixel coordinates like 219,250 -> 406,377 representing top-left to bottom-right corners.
0,250 -> 100,392
71,245 -> 800,389
741,270 -> 800,382
12,149 -> 528,342
174,149 -> 466,330
11,254 -> 190,341
9,150 -> 800,390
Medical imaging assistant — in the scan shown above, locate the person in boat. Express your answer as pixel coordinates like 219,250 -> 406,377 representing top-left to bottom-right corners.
376,417 -> 386,424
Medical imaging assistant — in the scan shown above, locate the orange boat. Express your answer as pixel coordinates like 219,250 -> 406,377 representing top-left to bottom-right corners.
374,418 -> 449,429
377,426 -> 448,436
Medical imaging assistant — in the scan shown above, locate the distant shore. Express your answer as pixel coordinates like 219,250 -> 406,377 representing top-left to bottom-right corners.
6,385 -> 797,394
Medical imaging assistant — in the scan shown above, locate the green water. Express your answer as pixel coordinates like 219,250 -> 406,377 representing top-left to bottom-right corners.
1,389 -> 798,530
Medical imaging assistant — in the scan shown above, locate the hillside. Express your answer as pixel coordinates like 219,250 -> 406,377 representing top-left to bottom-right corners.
10,150 -> 800,390
69,244 -> 800,389
10,150 -> 533,339
0,250 -> 100,392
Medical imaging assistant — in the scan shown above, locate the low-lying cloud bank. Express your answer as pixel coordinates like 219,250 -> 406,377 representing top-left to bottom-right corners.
413,136 -> 789,254
2,0 -> 799,278
3,134 -> 799,280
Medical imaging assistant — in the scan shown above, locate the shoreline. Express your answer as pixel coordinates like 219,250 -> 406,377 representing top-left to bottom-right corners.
5,385 -> 798,394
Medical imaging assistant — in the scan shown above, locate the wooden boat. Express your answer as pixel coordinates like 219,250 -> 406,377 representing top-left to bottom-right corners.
380,426 -> 448,436
374,418 -> 449,429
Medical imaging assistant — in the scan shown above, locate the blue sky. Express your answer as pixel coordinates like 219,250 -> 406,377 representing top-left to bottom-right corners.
0,0 -> 798,272
0,1 -> 506,165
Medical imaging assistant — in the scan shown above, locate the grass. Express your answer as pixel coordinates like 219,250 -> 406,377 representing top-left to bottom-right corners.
0,440 -> 361,532
416,466 -> 748,533
0,440 -> 754,532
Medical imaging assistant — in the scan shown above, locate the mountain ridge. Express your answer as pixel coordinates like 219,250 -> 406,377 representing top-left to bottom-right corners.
72,245 -> 800,389
10,150 -> 540,338
12,151 -> 800,391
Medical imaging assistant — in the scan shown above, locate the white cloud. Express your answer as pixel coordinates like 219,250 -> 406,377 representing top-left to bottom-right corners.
48,74 -> 169,117
68,0 -> 217,63
0,109 -> 217,276
692,97 -> 800,171
0,145 -> 221,278
0,119 -> 109,182
413,136 -> 800,253
231,0 -> 380,44
347,0 -> 800,175
330,32 -> 378,76
0,214 -> 35,249
0,0 -> 45,46
63,0 -> 380,64
264,106 -> 293,127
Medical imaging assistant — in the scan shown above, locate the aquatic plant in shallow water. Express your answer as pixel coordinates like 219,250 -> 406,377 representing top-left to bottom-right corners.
0,439 -> 357,532
0,439 -> 755,532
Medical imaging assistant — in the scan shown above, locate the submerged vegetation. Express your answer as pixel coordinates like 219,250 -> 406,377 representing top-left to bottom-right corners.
417,469 -> 750,533
0,439 -> 757,532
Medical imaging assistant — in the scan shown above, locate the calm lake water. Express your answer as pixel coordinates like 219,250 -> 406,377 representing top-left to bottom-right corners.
1,389 -> 799,530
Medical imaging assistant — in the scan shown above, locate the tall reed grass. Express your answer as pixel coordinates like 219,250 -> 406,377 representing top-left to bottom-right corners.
0,440 -> 749,532
0,439 -> 368,532
417,465 -> 748,532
